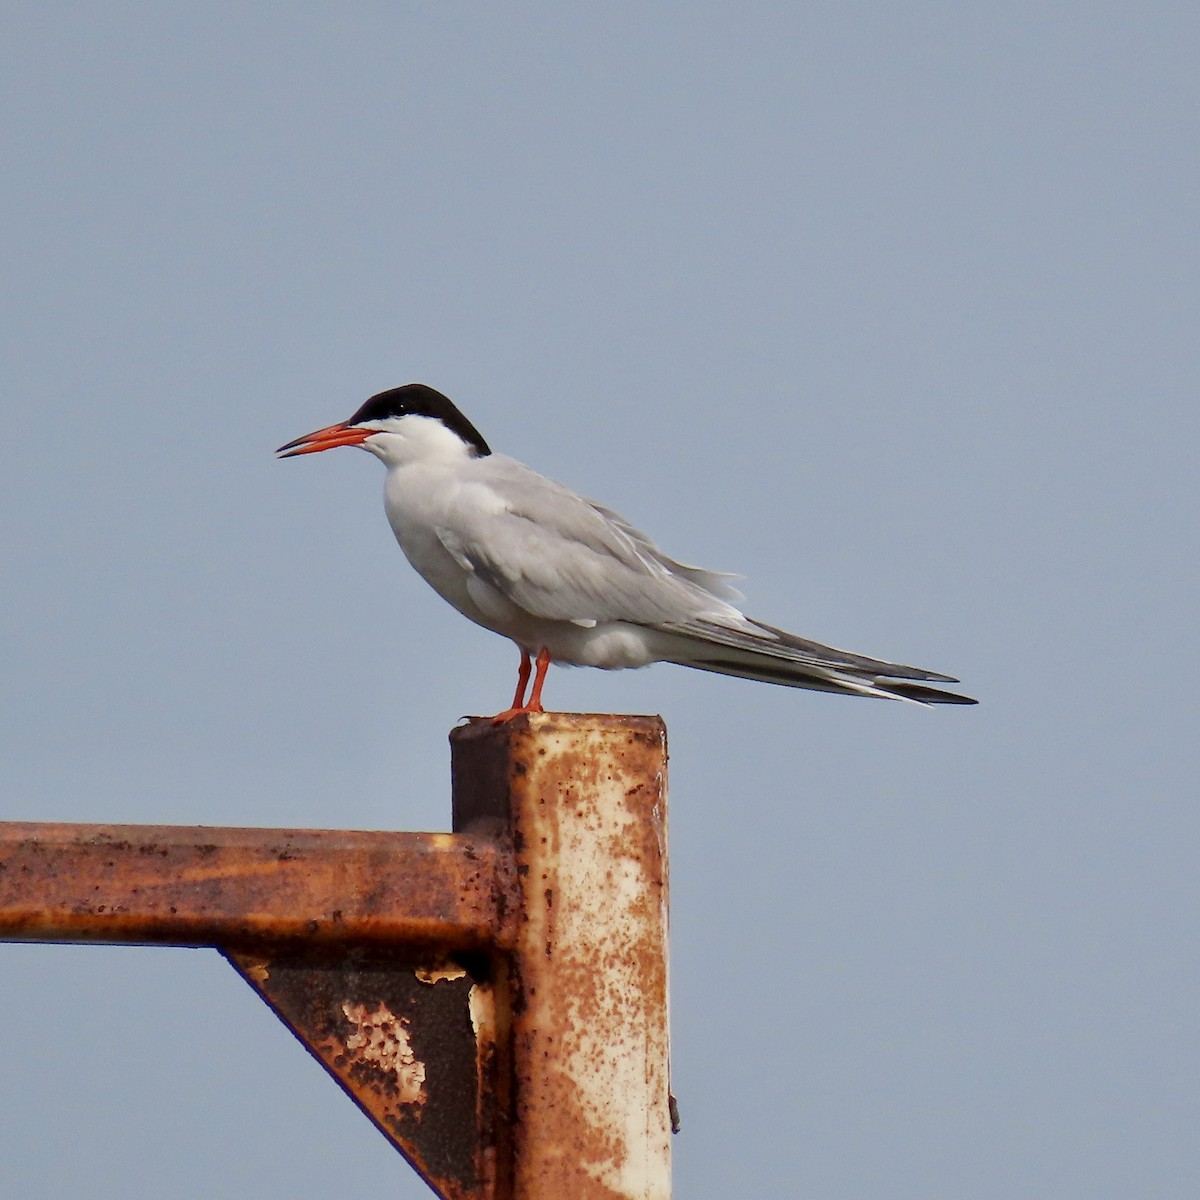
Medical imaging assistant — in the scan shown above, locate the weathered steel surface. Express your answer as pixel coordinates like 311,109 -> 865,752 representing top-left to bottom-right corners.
227,949 -> 501,1200
0,715 -> 674,1200
0,823 -> 502,951
452,714 -> 672,1200
0,821 -> 514,1199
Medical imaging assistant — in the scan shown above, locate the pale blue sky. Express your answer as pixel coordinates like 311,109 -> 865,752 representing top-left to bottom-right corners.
2,5 -> 1197,1197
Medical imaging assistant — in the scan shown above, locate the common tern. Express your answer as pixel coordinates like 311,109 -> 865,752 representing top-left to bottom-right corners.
278,384 -> 975,719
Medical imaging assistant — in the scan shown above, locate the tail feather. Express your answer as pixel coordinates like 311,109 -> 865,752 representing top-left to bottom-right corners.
655,617 -> 977,706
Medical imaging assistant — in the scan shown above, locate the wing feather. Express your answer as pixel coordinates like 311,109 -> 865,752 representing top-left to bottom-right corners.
434,456 -> 744,626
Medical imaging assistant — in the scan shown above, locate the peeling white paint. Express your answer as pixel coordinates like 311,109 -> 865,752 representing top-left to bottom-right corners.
239,957 -> 270,984
415,964 -> 467,984
468,981 -> 494,1041
341,1001 -> 427,1105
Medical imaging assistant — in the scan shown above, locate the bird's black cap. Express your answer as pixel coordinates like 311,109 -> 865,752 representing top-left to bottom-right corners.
348,384 -> 491,457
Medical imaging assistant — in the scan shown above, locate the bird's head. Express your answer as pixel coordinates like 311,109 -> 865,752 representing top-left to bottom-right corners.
276,384 -> 491,467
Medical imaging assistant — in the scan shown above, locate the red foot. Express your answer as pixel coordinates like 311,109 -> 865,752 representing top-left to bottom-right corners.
489,700 -> 545,725
490,647 -> 551,724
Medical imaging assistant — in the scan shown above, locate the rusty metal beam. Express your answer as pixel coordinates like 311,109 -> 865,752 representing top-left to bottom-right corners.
0,821 -> 514,1198
452,714 -> 673,1200
0,714 -> 673,1200
0,823 -> 505,951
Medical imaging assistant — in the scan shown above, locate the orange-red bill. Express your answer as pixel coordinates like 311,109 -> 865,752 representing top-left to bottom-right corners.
276,423 -> 373,457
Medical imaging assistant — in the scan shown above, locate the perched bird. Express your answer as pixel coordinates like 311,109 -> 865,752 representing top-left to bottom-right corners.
278,384 -> 975,719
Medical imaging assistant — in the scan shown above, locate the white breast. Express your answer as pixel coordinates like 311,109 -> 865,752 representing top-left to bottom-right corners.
382,464 -> 491,627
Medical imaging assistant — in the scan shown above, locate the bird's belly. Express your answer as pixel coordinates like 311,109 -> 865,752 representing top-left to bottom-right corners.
558,624 -> 659,670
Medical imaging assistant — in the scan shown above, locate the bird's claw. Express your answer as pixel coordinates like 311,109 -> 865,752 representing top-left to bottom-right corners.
489,703 -> 545,726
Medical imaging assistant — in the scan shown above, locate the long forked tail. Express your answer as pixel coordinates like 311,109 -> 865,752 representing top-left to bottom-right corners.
657,618 -> 977,706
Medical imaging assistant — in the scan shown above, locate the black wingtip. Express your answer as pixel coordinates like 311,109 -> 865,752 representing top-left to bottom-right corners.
886,681 -> 978,706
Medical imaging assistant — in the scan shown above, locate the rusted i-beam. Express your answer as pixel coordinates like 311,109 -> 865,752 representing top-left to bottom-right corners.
0,714 -> 672,1200
453,716 -> 672,1200
0,823 -> 505,950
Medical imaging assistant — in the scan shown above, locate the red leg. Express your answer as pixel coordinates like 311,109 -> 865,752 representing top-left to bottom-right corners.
491,647 -> 551,724
525,647 -> 551,713
509,649 -> 532,711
